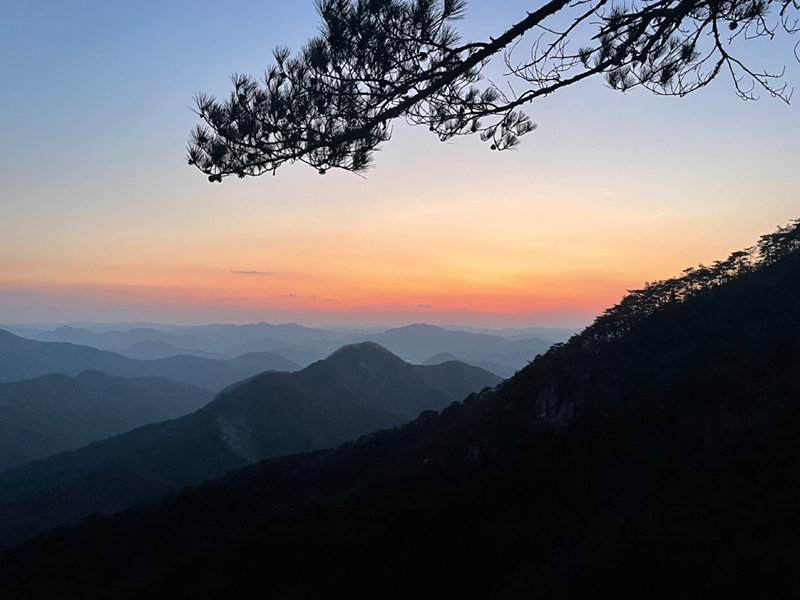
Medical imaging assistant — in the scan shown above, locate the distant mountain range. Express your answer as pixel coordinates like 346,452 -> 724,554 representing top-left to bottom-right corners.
441,325 -> 579,342
2,226 -> 798,599
423,352 -> 513,377
420,334 -> 555,377
119,340 -> 224,360
0,342 -> 499,549
0,371 -> 212,472
33,325 -> 211,352
1,322 -> 579,375
0,330 -> 300,392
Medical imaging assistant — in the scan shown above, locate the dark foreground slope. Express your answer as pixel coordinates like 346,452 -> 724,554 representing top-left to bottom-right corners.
0,372 -> 212,472
0,344 -> 498,550
0,331 -> 300,392
2,230 -> 799,598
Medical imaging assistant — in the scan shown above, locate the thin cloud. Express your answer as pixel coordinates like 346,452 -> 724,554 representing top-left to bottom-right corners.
417,304 -> 432,308
231,270 -> 271,276
280,293 -> 320,299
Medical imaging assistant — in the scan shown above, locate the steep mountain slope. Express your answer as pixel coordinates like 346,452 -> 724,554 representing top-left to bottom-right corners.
0,331 -> 300,392
1,226 -> 797,599
0,343 -> 498,549
208,343 -> 499,460
0,372 -> 212,472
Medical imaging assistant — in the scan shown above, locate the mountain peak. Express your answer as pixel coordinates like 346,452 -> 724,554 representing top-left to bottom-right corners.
3,221 -> 799,598
326,341 -> 404,364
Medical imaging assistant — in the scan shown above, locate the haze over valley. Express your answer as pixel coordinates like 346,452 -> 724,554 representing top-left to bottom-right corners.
2,221 -> 800,598
1,321 -> 576,378
2,0 -> 799,596
0,316 -> 568,544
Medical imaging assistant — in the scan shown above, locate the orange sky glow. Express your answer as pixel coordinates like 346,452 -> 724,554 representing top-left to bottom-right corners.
1,0 -> 798,328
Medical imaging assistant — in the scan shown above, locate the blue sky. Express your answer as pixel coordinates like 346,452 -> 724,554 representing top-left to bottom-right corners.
0,0 -> 798,327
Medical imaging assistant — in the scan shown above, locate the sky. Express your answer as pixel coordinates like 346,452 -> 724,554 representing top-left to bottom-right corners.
0,0 -> 798,328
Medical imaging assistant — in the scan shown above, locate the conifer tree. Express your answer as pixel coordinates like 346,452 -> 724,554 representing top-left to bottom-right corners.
188,0 -> 799,181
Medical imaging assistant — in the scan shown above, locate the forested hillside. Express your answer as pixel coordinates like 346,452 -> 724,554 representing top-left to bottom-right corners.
0,372 -> 211,471
1,221 -> 798,599
0,344 -> 498,549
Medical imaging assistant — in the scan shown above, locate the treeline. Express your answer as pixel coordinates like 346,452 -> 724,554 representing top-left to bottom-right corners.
555,219 -> 800,355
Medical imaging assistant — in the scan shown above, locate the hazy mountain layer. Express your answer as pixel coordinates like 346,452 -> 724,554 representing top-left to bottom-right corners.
171,321 -> 348,346
422,352 -> 513,378
0,343 -> 498,548
0,331 -> 300,392
34,326 -> 210,352
442,325 -> 581,342
8,322 -> 561,371
0,372 -> 212,472
365,323 -> 512,362
120,340 -> 224,360
421,335 -> 554,377
1,244 -> 797,598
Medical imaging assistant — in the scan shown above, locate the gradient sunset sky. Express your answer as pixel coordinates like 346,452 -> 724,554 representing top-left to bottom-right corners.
1,0 -> 798,328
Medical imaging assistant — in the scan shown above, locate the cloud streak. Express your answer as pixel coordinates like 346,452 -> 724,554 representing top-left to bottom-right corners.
231,270 -> 271,276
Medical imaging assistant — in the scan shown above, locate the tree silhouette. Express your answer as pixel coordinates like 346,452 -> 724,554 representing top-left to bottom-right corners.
188,0 -> 799,181
569,218 -> 800,353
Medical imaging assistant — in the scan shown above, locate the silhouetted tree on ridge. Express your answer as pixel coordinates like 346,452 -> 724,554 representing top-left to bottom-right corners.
187,0 -> 799,180
544,218 -> 800,354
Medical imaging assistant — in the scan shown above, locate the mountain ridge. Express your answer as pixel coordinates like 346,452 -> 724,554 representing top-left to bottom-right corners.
0,343 -> 499,548
0,371 -> 212,472
5,322 -> 561,370
1,222 -> 797,598
0,331 -> 300,392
